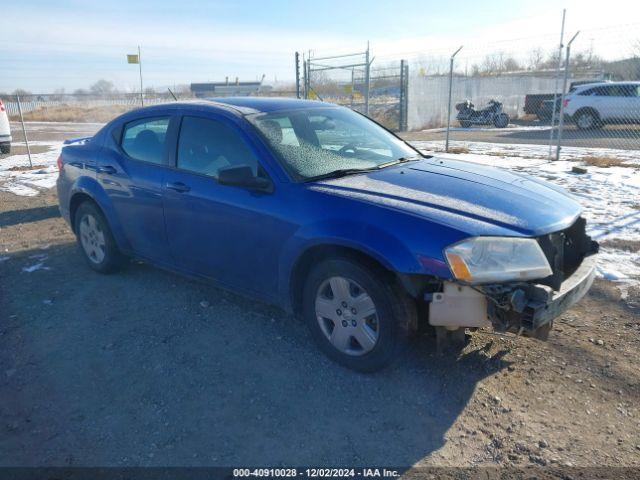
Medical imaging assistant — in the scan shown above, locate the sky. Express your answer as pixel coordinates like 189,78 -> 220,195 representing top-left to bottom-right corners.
1,0 -> 639,93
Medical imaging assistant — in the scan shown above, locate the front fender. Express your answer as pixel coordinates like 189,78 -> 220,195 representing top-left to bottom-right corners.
70,176 -> 132,253
277,219 -> 426,311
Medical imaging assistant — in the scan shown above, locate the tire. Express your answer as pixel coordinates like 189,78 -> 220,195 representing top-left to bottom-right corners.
494,113 -> 509,128
302,257 -> 415,373
536,111 -> 551,122
74,201 -> 124,274
0,143 -> 10,155
574,109 -> 601,130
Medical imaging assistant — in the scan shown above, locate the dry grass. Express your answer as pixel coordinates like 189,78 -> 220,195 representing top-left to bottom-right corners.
446,146 -> 470,154
600,238 -> 640,253
581,156 -> 631,168
6,165 -> 48,172
10,105 -> 133,123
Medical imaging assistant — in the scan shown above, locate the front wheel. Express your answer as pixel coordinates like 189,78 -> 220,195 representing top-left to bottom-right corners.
74,201 -> 124,273
494,113 -> 509,128
303,257 -> 414,372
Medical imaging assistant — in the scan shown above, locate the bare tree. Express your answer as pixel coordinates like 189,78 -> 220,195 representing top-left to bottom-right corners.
12,88 -> 32,97
90,79 -> 116,95
503,56 -> 522,72
528,48 -> 544,70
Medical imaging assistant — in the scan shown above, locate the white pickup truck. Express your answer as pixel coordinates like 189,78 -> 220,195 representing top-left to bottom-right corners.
0,99 -> 11,154
563,81 -> 640,130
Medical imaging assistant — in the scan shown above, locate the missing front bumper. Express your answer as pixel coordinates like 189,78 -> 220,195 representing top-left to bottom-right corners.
486,254 -> 597,337
427,255 -> 597,338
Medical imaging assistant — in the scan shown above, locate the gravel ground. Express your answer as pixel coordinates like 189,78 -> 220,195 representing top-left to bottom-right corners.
1,187 -> 639,471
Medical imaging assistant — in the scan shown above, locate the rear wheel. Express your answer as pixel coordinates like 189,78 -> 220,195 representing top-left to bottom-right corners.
303,257 -> 413,372
494,113 -> 509,128
574,110 -> 601,130
74,201 -> 124,273
0,143 -> 10,154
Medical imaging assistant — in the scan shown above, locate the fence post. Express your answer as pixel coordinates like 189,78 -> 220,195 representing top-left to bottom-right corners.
364,42 -> 370,115
16,95 -> 32,168
399,60 -> 405,131
296,52 -> 301,99
556,31 -> 580,161
548,9 -> 566,158
445,46 -> 463,153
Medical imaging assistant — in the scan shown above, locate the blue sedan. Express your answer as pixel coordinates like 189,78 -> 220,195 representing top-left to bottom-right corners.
56,98 -> 598,372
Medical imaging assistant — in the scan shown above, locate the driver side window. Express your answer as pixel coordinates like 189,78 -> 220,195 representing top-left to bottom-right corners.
177,116 -> 259,178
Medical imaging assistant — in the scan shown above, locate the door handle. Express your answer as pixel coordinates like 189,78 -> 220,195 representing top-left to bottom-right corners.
166,181 -> 191,193
97,165 -> 117,174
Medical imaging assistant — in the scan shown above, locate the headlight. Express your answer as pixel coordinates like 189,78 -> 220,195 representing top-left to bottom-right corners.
444,237 -> 552,284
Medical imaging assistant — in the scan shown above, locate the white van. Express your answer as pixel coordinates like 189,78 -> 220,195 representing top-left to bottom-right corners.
0,99 -> 11,154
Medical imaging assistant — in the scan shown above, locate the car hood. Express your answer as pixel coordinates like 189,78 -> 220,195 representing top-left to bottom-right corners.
309,157 -> 582,237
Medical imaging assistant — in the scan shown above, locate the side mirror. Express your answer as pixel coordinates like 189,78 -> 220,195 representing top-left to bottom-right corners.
218,165 -> 273,193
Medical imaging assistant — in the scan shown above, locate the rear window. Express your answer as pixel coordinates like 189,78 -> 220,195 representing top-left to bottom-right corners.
121,117 -> 170,164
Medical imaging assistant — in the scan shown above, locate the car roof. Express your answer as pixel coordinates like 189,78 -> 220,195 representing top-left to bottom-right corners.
212,97 -> 334,113
573,80 -> 640,90
119,97 -> 338,119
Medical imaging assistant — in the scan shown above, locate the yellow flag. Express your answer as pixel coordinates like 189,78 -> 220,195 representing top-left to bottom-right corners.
127,54 -> 139,64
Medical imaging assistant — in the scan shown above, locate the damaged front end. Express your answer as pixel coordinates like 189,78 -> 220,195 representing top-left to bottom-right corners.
427,217 -> 599,339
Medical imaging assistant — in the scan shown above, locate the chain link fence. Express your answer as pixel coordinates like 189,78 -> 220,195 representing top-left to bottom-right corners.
1,22 -> 638,162
406,23 -> 640,160
299,48 -> 409,131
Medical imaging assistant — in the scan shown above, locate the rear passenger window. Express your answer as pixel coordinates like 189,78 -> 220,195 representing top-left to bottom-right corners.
177,116 -> 259,178
121,117 -> 170,164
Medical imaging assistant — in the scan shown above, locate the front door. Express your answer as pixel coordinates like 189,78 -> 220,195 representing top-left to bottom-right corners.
162,113 -> 292,299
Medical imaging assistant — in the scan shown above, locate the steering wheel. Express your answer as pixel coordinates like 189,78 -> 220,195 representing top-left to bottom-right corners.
338,143 -> 359,157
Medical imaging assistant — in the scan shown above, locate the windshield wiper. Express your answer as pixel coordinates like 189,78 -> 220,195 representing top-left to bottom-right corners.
304,167 -> 380,182
305,155 -> 425,182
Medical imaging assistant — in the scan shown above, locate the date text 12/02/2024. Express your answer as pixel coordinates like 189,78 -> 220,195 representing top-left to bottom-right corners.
233,468 -> 400,477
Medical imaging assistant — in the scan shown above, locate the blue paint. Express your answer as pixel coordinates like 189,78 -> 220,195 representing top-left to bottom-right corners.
57,99 -> 583,311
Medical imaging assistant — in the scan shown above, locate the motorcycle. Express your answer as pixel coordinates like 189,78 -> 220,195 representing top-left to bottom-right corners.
455,99 -> 510,128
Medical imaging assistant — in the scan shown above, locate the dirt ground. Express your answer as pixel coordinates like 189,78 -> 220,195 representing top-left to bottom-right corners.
1,186 -> 639,472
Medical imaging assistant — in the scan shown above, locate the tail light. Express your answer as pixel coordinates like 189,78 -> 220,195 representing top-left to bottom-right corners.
57,155 -> 63,171
563,98 -> 570,108
0,100 -> 4,112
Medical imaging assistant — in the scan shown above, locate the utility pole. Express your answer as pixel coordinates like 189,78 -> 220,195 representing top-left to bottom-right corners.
295,52 -> 301,99
445,46 -> 463,152
556,31 -> 580,161
548,9 -> 566,157
138,46 -> 144,107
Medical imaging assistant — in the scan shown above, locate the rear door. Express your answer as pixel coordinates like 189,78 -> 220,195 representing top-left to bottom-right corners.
162,111 -> 292,299
592,85 -> 626,120
621,84 -> 640,122
98,114 -> 177,263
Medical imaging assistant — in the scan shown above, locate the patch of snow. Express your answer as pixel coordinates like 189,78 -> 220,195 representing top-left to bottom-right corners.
414,140 -> 640,166
421,125 -> 552,134
22,262 -> 50,273
0,141 -> 62,196
414,146 -> 640,286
